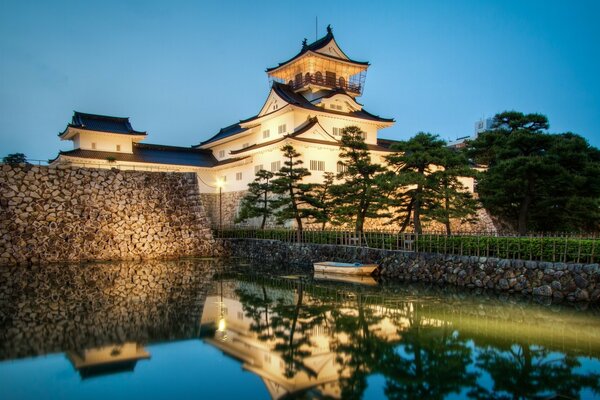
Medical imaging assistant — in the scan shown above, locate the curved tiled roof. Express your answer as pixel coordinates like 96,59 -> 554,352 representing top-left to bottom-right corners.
266,27 -> 369,73
55,142 -> 217,168
272,83 -> 394,123
197,122 -> 252,147
59,111 -> 147,136
198,82 -> 393,148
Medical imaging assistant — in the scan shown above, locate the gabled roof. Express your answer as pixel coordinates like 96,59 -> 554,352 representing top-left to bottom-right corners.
229,117 -> 325,155
53,142 -> 219,168
59,111 -> 147,137
272,82 -> 394,123
266,26 -> 369,73
229,117 -> 394,155
198,82 -> 393,149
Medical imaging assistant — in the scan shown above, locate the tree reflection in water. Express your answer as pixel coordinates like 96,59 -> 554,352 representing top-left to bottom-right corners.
380,303 -> 478,400
470,343 -> 600,399
209,275 -> 600,399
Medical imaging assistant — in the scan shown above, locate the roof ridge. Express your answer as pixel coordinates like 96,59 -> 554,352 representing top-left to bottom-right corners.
73,111 -> 130,121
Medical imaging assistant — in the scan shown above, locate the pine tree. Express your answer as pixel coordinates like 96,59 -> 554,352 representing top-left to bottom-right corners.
427,148 -> 479,235
386,133 -> 447,234
235,169 -> 274,229
270,144 -> 314,241
331,126 -> 390,236
306,172 -> 336,230
469,112 -> 600,233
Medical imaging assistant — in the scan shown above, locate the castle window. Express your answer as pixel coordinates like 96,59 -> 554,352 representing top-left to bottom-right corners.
338,76 -> 346,89
305,72 -> 311,84
278,124 -> 287,135
295,73 -> 302,87
91,142 -> 96,150
263,129 -> 270,139
219,150 -> 225,158
255,164 -> 263,174
325,71 -> 336,86
116,144 -> 121,152
332,127 -> 340,136
310,160 -> 325,171
236,172 -> 243,181
271,161 -> 281,172
315,71 -> 323,84
337,161 -> 347,173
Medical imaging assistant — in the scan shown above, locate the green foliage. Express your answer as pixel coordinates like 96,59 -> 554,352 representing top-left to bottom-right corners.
386,132 -> 478,234
305,171 -> 336,230
468,111 -> 600,234
2,153 -> 27,165
219,228 -> 599,263
331,126 -> 390,233
235,169 -> 275,229
270,144 -> 315,235
414,235 -> 599,263
426,148 -> 480,234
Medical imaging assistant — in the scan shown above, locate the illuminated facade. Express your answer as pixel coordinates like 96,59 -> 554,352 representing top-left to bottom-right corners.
51,26 -> 395,198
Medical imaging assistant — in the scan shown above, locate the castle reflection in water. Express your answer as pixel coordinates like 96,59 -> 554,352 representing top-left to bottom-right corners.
0,260 -> 599,399
200,273 -> 600,399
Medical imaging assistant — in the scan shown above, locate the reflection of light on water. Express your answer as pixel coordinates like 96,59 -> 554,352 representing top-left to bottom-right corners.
218,317 -> 227,333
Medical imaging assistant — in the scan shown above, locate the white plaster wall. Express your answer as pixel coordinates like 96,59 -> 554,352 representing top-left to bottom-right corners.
76,132 -> 134,153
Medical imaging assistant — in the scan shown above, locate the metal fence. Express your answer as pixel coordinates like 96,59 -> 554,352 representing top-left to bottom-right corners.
216,227 -> 599,264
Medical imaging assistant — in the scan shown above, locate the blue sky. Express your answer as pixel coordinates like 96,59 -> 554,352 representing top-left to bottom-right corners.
1,0 -> 599,160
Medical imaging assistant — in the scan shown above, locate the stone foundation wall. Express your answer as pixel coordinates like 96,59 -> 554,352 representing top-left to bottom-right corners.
199,189 -> 247,228
0,165 -> 216,265
220,239 -> 600,302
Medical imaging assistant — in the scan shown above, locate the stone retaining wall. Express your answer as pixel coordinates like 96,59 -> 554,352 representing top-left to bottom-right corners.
221,238 -> 600,302
199,189 -> 247,228
0,164 -> 216,265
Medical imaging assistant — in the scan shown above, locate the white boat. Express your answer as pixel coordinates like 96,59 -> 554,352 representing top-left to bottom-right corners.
313,261 -> 378,276
314,272 -> 378,286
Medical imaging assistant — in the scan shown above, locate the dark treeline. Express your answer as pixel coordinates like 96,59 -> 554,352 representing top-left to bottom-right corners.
236,111 -> 600,235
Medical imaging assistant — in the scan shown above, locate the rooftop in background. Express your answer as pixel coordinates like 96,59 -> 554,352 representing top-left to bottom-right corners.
59,111 -> 147,137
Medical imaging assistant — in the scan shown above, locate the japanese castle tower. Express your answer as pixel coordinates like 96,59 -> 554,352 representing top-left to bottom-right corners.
52,26 -> 396,225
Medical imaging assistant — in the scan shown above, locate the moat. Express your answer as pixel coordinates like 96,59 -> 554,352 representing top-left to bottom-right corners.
1,258 -> 599,399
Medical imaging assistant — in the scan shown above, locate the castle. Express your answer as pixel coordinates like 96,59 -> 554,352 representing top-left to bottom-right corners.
51,26 -> 398,226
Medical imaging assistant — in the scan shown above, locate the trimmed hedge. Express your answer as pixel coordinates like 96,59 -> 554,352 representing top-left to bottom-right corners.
217,229 -> 599,263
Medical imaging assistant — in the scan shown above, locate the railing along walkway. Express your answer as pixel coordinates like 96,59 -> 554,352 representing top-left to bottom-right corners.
216,228 -> 599,264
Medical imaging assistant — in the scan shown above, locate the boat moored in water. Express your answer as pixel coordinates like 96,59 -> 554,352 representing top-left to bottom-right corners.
313,261 -> 378,276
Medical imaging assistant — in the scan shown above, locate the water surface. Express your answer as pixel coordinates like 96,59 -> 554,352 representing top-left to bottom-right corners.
0,259 -> 599,399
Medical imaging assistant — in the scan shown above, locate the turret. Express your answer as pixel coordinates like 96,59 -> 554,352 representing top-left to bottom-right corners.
266,25 -> 369,97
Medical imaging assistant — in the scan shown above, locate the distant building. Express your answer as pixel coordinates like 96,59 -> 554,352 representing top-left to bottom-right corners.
448,117 -> 494,149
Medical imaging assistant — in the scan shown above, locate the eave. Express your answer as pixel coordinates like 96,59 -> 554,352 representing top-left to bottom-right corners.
266,50 -> 369,77
58,125 -> 147,141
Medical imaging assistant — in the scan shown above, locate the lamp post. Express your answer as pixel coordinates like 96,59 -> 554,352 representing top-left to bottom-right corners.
216,178 -> 224,235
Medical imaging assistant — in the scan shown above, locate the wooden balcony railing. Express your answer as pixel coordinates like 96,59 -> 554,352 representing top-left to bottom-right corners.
288,74 -> 362,94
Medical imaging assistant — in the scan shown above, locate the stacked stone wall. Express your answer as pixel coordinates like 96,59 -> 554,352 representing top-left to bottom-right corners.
0,164 -> 216,265
220,238 -> 600,302
199,190 -> 247,228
